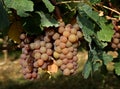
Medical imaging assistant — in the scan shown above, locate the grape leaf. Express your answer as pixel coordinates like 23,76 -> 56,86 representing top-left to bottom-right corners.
42,0 -> 55,12
36,11 -> 59,29
4,0 -> 34,17
23,13 -> 42,35
8,21 -> 23,43
100,52 -> 113,65
78,4 -> 114,42
77,14 -> 94,43
115,62 -> 120,76
97,24 -> 114,42
0,1 -> 9,35
89,0 -> 101,4
82,59 -> 92,79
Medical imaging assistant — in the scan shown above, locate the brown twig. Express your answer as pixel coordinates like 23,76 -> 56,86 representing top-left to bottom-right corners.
97,4 -> 120,15
56,0 -> 83,5
50,0 -> 63,22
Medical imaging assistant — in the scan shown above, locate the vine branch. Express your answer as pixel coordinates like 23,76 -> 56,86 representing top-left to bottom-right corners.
97,4 -> 120,15
56,0 -> 83,5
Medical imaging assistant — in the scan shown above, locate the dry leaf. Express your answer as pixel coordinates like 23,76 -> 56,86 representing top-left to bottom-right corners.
8,21 -> 23,43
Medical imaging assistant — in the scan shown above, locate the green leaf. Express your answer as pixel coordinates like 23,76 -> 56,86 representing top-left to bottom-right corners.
101,52 -> 113,65
97,24 -> 114,42
89,0 -> 101,4
0,1 -> 9,35
78,4 -> 114,42
42,0 -> 55,12
23,13 -> 42,35
115,62 -> 120,76
36,11 -> 59,29
82,60 -> 92,79
4,0 -> 34,17
77,14 -> 94,43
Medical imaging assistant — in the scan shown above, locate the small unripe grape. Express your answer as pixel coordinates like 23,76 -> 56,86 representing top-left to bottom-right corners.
60,53 -> 65,59
44,36 -> 51,42
65,24 -> 72,32
20,33 -> 26,40
63,31 -> 70,37
68,46 -> 74,52
58,26 -> 65,34
40,47 -> 46,53
60,36 -> 67,43
22,48 -> 28,55
73,42 -> 79,48
66,41 -> 72,47
54,39 -> 61,46
52,33 -> 60,40
33,62 -> 39,67
53,51 -> 60,59
55,59 -> 63,66
24,44 -> 30,50
111,43 -> 117,48
62,58 -> 68,64
60,64 -> 66,70
73,50 -> 77,56
46,49 -> 53,56
63,68 -> 71,75
68,34 -> 77,43
46,43 -> 52,49
73,23 -> 80,30
67,52 -> 73,59
25,73 -> 32,79
117,43 -> 120,48
41,53 -> 49,61
113,38 -> 119,44
55,46 -> 62,53
77,31 -> 83,38
40,41 -> 46,47
34,41 -> 41,49
30,43 -> 35,50
71,28 -> 77,34
25,67 -> 32,73
59,42 -> 66,49
46,29 -> 55,36
73,56 -> 78,62
37,59 -> 44,66
32,72 -> 37,78
34,52 -> 41,59
59,22 -> 65,27
66,63 -> 74,69
62,48 -> 69,55
114,32 -> 120,38
41,63 -> 48,70
24,38 -> 30,44
20,54 -> 27,59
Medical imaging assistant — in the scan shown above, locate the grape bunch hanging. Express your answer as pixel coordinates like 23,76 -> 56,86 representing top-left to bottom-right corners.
19,22 -> 83,80
111,31 -> 120,50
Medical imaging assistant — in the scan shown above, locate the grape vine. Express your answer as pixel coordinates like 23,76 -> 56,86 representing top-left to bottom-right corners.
0,0 -> 120,80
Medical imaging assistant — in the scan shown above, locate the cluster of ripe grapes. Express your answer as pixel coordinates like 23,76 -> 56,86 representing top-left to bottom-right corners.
19,22 -> 83,79
111,31 -> 120,50
53,23 -> 83,75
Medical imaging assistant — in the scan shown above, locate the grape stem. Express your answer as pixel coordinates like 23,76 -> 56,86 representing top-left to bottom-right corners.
50,0 -> 63,22
56,0 -> 83,5
97,4 -> 120,15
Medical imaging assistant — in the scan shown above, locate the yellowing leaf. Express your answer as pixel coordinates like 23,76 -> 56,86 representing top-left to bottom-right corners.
8,21 -> 23,43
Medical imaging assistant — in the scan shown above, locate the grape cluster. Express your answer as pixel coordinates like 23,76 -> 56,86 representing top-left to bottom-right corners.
53,23 -> 83,75
19,22 -> 83,79
111,31 -> 120,50
19,32 -> 54,79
